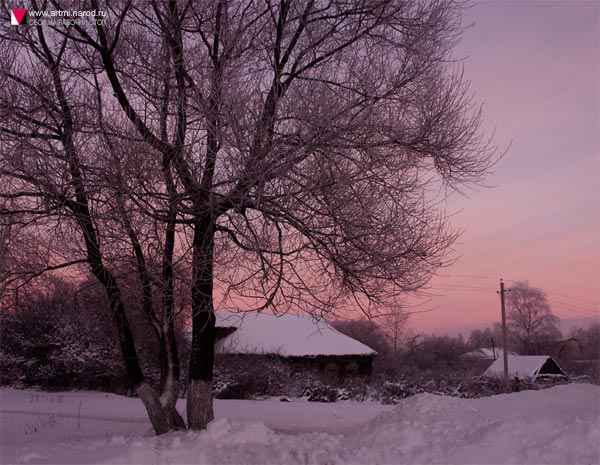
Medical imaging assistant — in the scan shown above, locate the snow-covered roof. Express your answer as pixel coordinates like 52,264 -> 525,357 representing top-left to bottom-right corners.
215,311 -> 377,358
484,355 -> 566,379
462,348 -> 518,359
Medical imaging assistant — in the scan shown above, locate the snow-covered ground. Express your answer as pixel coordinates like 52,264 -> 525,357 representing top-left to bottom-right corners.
1,384 -> 598,464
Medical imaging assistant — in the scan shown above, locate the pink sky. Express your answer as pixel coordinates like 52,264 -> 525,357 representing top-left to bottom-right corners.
406,1 -> 599,334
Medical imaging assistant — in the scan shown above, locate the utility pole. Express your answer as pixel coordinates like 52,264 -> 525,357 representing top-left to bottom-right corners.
498,279 -> 509,383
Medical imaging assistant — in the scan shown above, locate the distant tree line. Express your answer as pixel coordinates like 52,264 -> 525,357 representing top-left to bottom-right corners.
332,283 -> 599,379
2,279 -> 597,393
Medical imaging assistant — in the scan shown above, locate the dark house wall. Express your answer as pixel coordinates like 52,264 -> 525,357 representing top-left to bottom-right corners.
537,358 -> 567,377
216,352 -> 374,379
286,354 -> 374,378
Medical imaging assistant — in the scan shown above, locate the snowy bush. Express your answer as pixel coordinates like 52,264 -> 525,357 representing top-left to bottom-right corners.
560,359 -> 600,385
213,375 -> 236,398
301,382 -> 339,402
335,388 -> 351,401
1,277 -> 193,395
0,280 -> 128,392
212,355 -> 293,399
380,381 -> 425,404
209,355 -> 566,402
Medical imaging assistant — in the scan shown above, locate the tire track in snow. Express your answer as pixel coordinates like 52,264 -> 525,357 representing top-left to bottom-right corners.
0,409 -> 149,424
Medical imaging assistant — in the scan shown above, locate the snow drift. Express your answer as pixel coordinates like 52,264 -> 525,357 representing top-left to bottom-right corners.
1,384 -> 598,464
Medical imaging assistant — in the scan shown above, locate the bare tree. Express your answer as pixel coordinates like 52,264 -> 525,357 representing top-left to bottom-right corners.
0,10 -> 186,432
332,318 -> 390,357
506,281 -> 561,354
468,325 -> 503,350
2,0 -> 498,433
382,306 -> 410,352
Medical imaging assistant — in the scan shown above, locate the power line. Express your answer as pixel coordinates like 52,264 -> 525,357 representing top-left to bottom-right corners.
546,299 -> 599,316
429,284 -> 497,291
548,299 -> 598,312
425,273 -> 599,320
439,274 -> 599,307
425,286 -> 497,294
436,273 -> 500,281
428,288 -> 599,314
544,290 -> 599,306
550,305 -> 600,318
503,279 -> 599,306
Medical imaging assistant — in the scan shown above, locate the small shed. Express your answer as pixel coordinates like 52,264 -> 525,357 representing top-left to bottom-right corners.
484,355 -> 567,380
214,311 -> 377,377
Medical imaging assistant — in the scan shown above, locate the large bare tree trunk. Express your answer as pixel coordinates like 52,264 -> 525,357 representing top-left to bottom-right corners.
108,160 -> 185,431
187,217 -> 216,430
33,24 -> 180,435
86,256 -> 171,434
159,210 -> 185,429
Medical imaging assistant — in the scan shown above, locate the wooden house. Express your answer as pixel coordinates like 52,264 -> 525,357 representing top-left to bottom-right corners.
214,311 -> 377,378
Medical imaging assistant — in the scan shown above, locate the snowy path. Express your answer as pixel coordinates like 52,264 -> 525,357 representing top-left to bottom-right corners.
1,384 -> 599,464
0,389 -> 393,433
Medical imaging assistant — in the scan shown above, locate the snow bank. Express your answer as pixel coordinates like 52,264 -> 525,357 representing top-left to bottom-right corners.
1,384 -> 598,464
346,385 -> 599,465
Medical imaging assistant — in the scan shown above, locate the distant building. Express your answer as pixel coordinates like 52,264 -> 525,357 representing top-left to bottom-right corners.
461,347 -> 518,360
214,311 -> 377,377
484,355 -> 567,381
558,338 -> 582,360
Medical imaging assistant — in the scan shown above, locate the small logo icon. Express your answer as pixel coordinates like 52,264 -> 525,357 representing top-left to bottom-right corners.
11,9 -> 27,25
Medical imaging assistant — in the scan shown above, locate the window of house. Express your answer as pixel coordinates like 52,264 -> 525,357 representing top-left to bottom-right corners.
346,362 -> 359,376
